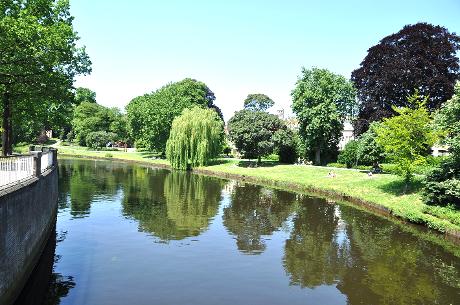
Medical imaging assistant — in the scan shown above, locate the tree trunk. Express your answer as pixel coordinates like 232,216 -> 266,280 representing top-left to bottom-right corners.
315,147 -> 321,165
2,91 -> 12,156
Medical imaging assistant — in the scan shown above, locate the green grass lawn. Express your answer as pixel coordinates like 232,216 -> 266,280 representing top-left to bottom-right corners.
52,142 -> 460,235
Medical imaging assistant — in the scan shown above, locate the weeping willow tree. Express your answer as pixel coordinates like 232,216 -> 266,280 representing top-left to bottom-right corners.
166,106 -> 224,170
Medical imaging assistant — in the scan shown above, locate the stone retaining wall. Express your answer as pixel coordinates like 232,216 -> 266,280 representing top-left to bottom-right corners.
0,167 -> 58,305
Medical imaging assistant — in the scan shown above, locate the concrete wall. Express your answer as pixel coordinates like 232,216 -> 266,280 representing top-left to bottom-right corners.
0,167 -> 58,305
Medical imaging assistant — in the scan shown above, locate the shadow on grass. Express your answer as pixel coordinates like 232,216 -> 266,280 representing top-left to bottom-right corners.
378,178 -> 424,195
237,160 -> 280,168
207,159 -> 233,166
139,151 -> 163,159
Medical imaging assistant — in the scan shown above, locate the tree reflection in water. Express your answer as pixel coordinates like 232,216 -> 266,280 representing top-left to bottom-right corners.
283,197 -> 460,305
223,183 -> 296,254
122,168 -> 224,241
14,226 -> 75,305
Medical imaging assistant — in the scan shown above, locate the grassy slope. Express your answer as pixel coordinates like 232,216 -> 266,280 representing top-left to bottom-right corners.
54,143 -> 460,235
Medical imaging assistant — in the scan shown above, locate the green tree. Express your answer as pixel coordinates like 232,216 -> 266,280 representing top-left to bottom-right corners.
166,107 -> 223,170
0,0 -> 91,155
375,92 -> 437,184
356,122 -> 385,166
228,110 -> 284,163
291,68 -> 357,165
75,87 -> 96,105
243,93 -> 274,111
86,131 -> 117,149
273,128 -> 298,164
72,102 -> 124,146
424,82 -> 460,207
126,78 -> 221,153
337,140 -> 359,168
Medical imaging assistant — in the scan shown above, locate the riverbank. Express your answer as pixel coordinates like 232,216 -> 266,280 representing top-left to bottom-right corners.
55,145 -> 460,241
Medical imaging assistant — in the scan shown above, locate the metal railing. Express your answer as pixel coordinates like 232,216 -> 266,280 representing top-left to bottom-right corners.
0,147 -> 57,189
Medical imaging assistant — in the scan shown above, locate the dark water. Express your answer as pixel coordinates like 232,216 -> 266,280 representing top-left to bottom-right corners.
17,159 -> 460,305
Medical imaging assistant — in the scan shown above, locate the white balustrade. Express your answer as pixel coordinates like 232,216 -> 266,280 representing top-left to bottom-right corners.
0,155 -> 35,188
40,151 -> 54,173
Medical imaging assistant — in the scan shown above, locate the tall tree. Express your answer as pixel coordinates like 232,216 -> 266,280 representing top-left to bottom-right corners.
291,67 -> 356,165
352,23 -> 460,135
166,106 -> 223,170
0,0 -> 91,155
243,93 -> 274,111
126,78 -> 222,153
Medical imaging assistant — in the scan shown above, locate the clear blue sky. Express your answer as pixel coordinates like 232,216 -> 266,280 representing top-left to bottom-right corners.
71,0 -> 460,120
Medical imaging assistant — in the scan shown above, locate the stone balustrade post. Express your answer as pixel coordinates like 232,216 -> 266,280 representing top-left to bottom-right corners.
51,149 -> 58,167
31,152 -> 42,178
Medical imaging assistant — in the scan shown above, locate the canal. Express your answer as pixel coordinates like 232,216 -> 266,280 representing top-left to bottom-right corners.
17,158 -> 460,305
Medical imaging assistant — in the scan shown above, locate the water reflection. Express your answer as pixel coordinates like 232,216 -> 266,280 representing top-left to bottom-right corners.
283,197 -> 460,304
14,225 -> 75,305
59,160 -> 127,217
283,197 -> 350,287
121,168 -> 224,241
223,183 -> 296,254
25,159 -> 459,305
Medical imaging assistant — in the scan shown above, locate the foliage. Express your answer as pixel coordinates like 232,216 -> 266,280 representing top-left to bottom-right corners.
375,92 -> 437,183
356,122 -> 385,165
0,0 -> 91,155
424,82 -> 460,207
243,93 -> 275,111
86,131 -> 117,149
166,107 -> 223,170
72,102 -> 124,146
228,110 -> 284,162
75,87 -> 96,105
126,78 -> 222,153
337,140 -> 359,168
291,67 -> 357,165
273,128 -> 298,164
352,22 -> 460,135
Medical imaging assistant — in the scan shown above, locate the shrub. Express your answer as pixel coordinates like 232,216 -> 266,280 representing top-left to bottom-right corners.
86,131 -> 118,149
338,140 -> 359,168
356,122 -> 385,165
424,157 -> 460,208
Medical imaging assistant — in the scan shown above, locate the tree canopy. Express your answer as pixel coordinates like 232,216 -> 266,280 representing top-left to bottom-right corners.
166,106 -> 223,170
0,0 -> 91,155
75,87 -> 96,105
243,93 -> 275,111
375,92 -> 437,184
72,102 -> 125,146
352,22 -> 460,135
228,110 -> 285,163
424,81 -> 460,207
291,67 -> 356,164
126,78 -> 222,153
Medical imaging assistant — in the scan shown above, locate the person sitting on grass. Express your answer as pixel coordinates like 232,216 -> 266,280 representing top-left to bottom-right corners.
327,171 -> 337,178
